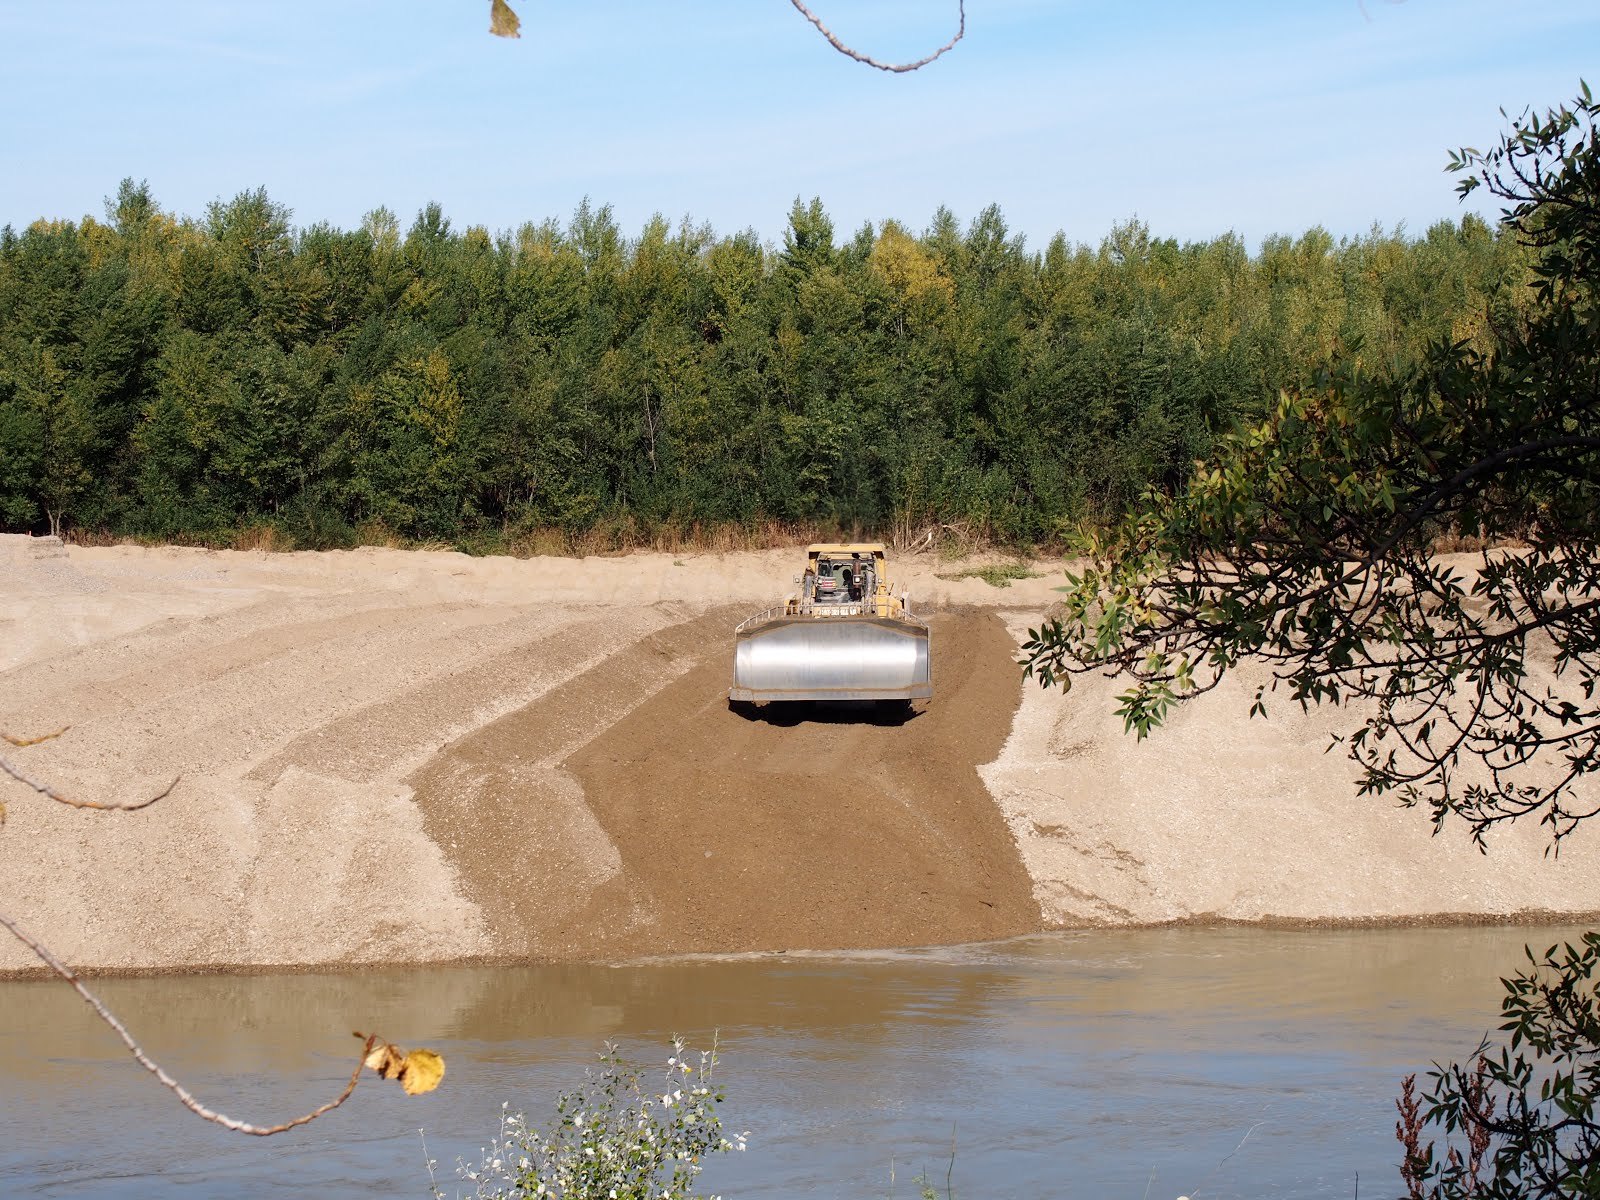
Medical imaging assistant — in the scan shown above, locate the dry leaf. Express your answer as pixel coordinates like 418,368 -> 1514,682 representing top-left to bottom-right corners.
362,1039 -> 406,1079
489,0 -> 521,38
399,1049 -> 445,1095
354,1032 -> 444,1095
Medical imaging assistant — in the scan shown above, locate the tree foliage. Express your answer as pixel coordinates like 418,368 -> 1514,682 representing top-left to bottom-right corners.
1023,84 -> 1600,847
1400,934 -> 1600,1199
1016,83 -> 1600,1198
0,190 -> 1532,552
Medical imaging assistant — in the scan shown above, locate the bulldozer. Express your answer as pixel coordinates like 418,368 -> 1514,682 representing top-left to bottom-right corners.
729,543 -> 932,704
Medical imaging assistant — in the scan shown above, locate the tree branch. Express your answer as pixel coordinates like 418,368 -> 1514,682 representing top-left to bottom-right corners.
788,0 -> 966,73
1,728 -> 443,1127
0,909 -> 370,1136
0,747 -> 179,817
487,0 -> 968,72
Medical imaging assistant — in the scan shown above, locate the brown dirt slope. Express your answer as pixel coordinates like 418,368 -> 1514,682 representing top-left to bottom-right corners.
409,607 -> 1039,959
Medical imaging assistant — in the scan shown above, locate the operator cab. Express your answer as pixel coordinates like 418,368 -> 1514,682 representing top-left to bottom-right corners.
813,555 -> 862,603
809,550 -> 879,605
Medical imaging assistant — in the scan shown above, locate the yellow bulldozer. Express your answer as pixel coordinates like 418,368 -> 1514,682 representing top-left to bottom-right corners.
729,543 -> 932,704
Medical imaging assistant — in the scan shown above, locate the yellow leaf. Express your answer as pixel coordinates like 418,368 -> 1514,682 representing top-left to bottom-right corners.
489,0 -> 521,38
354,1032 -> 445,1095
399,1049 -> 446,1096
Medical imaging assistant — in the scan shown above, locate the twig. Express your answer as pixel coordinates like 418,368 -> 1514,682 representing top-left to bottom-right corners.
490,0 -> 966,69
0,750 -> 179,815
0,909 -> 368,1135
3,727 -> 69,747
1187,1119 -> 1267,1198
788,0 -> 965,73
421,1127 -> 445,1200
1,727 -> 178,822
1357,0 -> 1406,21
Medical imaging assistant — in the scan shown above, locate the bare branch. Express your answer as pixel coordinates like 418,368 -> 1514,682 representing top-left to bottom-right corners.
486,0 -> 967,70
0,909 -> 370,1135
0,751 -> 179,815
1357,0 -> 1407,22
0,735 -> 441,1128
788,0 -> 966,73
2,727 -> 69,747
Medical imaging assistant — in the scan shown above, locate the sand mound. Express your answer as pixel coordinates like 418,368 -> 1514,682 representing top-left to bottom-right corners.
2,539 -> 1598,975
980,610 -> 1600,927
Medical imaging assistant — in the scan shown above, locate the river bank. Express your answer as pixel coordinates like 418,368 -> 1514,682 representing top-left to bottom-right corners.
3,536 -> 1598,976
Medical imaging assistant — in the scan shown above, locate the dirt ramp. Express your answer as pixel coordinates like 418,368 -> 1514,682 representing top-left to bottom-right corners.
414,606 -> 1039,960
574,606 -> 1039,955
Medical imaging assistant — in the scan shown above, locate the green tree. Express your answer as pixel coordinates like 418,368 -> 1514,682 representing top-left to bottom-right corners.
0,179 -> 1548,549
1021,86 -> 1600,1197
1398,933 -> 1600,1199
351,347 -> 472,536
131,328 -> 229,533
6,342 -> 94,535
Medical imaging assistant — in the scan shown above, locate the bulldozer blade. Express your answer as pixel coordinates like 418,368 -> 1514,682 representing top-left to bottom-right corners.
730,615 -> 932,702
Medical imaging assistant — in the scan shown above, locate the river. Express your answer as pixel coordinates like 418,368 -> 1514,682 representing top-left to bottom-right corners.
1,924 -> 1584,1198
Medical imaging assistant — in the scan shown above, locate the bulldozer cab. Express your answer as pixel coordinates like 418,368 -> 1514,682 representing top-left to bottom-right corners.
801,544 -> 888,612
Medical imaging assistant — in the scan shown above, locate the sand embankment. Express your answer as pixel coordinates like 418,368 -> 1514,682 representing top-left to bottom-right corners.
2,535 -> 1598,974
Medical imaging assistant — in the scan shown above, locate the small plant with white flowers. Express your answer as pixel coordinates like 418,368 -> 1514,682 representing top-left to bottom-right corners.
459,1038 -> 747,1200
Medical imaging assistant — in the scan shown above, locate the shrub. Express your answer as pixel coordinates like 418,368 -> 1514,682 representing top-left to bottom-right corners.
1397,932 -> 1600,1198
455,1039 -> 747,1200
935,561 -> 1037,588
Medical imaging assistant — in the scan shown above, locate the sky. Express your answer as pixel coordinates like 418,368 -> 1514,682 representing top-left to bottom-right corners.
2,1 -> 1598,254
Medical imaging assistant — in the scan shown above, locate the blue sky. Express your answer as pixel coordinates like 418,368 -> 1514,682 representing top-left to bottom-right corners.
2,1 -> 1597,253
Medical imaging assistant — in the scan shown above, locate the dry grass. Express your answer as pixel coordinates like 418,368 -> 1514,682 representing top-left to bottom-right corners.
1428,529 -> 1530,554
61,527 -> 127,548
501,527 -> 571,559
935,561 -> 1039,588
231,524 -> 294,553
352,520 -> 407,550
52,516 -> 1046,560
504,519 -> 839,559
889,516 -> 997,559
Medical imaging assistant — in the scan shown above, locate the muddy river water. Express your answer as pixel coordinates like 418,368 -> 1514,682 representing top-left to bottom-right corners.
2,924 -> 1588,1198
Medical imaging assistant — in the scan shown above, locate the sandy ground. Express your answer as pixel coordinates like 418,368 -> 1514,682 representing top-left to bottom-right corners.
2,534 -> 1598,974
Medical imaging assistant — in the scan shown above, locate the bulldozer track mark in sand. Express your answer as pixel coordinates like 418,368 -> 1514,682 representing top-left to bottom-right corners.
248,609 -> 670,785
411,605 -> 1040,961
406,607 -> 750,959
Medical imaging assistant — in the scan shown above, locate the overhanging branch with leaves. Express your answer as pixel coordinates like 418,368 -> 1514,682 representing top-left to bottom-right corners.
1023,86 -> 1600,849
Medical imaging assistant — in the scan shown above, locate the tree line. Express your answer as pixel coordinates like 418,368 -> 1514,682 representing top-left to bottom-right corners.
0,180 -> 1535,551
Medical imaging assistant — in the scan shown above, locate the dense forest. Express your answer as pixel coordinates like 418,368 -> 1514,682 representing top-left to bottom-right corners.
0,179 -> 1535,552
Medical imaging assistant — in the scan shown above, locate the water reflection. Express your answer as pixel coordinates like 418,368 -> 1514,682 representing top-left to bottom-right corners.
1,925 -> 1586,1198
